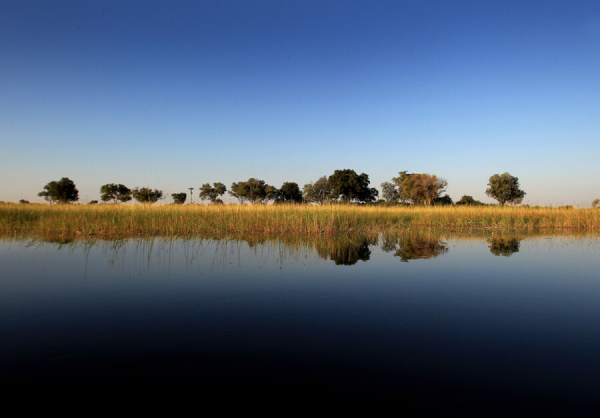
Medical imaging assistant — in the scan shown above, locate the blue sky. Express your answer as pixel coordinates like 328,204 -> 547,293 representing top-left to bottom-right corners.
1,0 -> 599,205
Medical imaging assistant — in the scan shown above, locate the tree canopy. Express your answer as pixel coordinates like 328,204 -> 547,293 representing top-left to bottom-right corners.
392,171 -> 447,205
132,187 -> 164,204
229,178 -> 277,204
433,194 -> 453,206
380,181 -> 399,202
199,182 -> 227,203
100,183 -> 132,203
303,176 -> 332,205
327,169 -> 378,203
38,177 -> 79,203
275,182 -> 303,203
485,173 -> 526,205
171,192 -> 187,204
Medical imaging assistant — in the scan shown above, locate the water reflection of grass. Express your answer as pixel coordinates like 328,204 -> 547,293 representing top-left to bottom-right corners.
7,229 -> 596,271
1,203 -> 599,240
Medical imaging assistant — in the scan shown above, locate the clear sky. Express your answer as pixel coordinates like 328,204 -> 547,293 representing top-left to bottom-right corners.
1,0 -> 599,205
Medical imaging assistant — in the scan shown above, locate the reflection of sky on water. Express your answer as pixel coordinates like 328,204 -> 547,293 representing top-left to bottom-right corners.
1,234 -> 599,410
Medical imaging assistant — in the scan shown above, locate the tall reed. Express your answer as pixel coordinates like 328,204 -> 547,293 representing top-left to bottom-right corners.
1,203 -> 598,240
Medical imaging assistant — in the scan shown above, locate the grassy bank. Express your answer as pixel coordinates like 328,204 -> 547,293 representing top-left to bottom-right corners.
1,203 -> 599,240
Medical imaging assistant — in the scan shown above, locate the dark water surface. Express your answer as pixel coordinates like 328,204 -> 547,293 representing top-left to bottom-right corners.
1,232 -> 599,411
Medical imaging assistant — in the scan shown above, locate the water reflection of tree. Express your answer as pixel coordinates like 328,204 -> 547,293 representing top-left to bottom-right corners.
314,236 -> 377,265
8,230 -> 590,271
227,234 -> 377,266
487,235 -> 522,257
382,232 -> 448,262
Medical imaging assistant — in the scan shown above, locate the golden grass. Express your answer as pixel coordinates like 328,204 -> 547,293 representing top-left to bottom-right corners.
1,203 -> 599,240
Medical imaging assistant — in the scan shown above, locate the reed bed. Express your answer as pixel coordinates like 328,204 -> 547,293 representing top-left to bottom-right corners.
0,204 -> 600,237
1,203 -> 599,240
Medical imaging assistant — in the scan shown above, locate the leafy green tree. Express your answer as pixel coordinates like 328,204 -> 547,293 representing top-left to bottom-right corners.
229,178 -> 276,204
415,174 -> 448,205
199,182 -> 227,203
303,176 -> 332,205
19,199 -> 30,204
38,177 -> 79,203
455,195 -> 483,206
171,192 -> 187,204
275,182 -> 303,203
327,169 -> 378,203
592,199 -> 599,209
100,183 -> 132,203
392,171 -> 447,205
132,187 -> 164,204
391,171 -> 414,203
485,173 -> 526,205
381,181 -> 399,202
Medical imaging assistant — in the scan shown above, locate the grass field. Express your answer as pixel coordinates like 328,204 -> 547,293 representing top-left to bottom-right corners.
1,203 -> 598,240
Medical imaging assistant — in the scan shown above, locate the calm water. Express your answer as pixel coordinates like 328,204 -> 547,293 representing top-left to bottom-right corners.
1,232 -> 599,411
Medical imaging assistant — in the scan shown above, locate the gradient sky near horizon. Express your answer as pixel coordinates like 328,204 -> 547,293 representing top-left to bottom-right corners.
1,0 -> 599,205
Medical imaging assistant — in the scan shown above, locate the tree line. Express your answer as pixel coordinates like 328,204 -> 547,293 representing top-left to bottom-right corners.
35,170 -> 532,206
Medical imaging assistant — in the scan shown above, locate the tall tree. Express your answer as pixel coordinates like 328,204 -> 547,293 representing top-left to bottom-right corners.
391,171 -> 414,203
171,193 -> 187,204
327,169 -> 378,203
132,187 -> 164,204
380,181 -> 399,202
485,173 -> 526,205
392,172 -> 447,205
414,174 -> 448,205
38,177 -> 79,204
276,182 -> 303,203
303,176 -> 332,205
229,179 -> 276,204
199,182 -> 227,203
100,184 -> 132,203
